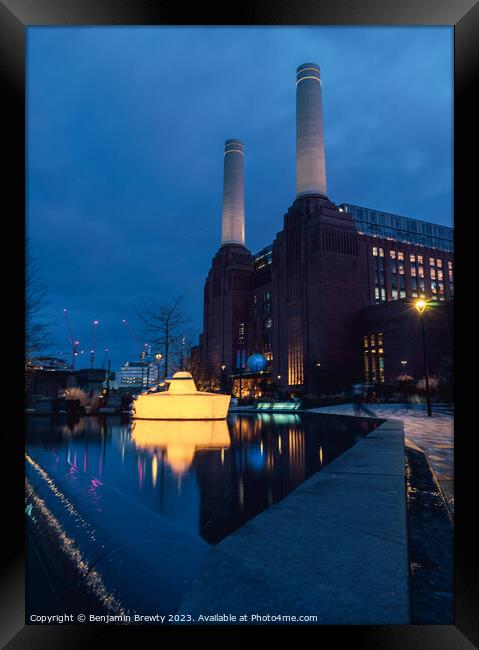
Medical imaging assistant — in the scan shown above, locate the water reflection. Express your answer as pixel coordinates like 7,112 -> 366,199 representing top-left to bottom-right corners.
26,413 -> 380,545
132,419 -> 230,475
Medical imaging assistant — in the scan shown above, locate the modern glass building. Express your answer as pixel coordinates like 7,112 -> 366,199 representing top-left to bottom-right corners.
340,203 -> 454,253
119,361 -> 159,389
254,245 -> 273,270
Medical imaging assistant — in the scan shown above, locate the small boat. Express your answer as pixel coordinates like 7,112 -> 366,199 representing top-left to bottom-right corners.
132,371 -> 231,420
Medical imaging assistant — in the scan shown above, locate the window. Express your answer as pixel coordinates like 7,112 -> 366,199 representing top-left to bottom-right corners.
372,247 -> 386,303
263,290 -> 272,315
263,331 -> 272,352
438,282 -> 445,301
448,260 -> 454,296
409,253 -> 425,298
238,322 -> 245,344
390,250 -> 400,300
364,332 -> 385,383
236,349 -> 246,369
288,316 -> 304,386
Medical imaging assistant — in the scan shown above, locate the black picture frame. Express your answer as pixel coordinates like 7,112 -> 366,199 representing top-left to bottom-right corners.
1,0 -> 476,647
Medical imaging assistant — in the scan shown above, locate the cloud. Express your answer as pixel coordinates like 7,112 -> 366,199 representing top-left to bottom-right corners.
27,26 -> 452,370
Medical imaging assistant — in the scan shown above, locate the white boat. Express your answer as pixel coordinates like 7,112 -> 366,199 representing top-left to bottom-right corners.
132,371 -> 231,420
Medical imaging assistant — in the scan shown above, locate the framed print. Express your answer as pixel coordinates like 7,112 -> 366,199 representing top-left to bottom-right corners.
1,0 -> 477,647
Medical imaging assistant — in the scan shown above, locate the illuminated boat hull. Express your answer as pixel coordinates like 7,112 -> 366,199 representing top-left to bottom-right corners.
133,392 -> 231,420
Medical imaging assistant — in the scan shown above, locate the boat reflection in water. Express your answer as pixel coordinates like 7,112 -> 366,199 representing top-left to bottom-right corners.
26,412 -> 381,615
131,419 -> 231,475
26,412 -> 380,545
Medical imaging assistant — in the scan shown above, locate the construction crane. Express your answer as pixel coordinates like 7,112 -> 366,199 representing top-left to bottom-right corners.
122,319 -> 152,387
63,308 -> 80,369
121,319 -> 139,344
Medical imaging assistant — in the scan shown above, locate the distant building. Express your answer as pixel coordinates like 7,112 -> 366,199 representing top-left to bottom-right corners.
25,359 -> 109,399
25,357 -> 75,398
74,368 -> 107,395
119,361 -> 159,390
26,356 -> 72,371
199,63 -> 453,395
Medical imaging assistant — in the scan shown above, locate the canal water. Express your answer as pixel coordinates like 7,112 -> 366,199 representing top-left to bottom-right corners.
26,413 -> 381,617
26,413 -> 379,546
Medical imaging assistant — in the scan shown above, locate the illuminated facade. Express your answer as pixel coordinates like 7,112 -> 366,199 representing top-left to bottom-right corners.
200,63 -> 454,395
119,362 -> 159,390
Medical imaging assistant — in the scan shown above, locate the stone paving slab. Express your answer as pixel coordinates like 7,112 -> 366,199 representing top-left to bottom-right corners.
177,420 -> 410,624
309,404 -> 454,515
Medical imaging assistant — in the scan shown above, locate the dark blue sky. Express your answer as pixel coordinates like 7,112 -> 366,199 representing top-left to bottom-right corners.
27,26 -> 453,372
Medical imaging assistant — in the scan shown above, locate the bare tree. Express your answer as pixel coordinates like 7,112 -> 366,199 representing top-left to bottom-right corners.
139,295 -> 191,378
182,335 -> 220,391
26,244 -> 52,361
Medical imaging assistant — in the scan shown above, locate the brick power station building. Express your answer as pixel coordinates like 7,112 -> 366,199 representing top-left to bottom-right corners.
199,63 -> 454,396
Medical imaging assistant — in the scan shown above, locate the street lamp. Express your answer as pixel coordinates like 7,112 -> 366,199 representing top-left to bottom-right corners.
220,364 -> 227,393
316,362 -> 322,397
139,350 -> 146,389
414,299 -> 432,417
155,353 -> 163,385
144,345 -> 151,389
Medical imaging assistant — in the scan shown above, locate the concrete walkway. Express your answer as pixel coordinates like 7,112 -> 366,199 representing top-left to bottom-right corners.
308,403 -> 454,516
178,419 -> 410,624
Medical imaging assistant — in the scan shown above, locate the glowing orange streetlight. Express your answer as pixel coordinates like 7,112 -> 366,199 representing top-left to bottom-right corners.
155,353 -> 163,385
414,299 -> 432,417
414,299 -> 427,314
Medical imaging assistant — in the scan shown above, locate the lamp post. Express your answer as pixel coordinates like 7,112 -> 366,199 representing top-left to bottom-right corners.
220,364 -> 226,393
415,299 -> 432,417
106,358 -> 111,397
315,362 -> 321,397
155,353 -> 163,385
139,351 -> 146,389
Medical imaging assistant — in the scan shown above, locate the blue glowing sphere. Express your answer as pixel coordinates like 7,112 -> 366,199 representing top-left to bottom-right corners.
247,353 -> 268,372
